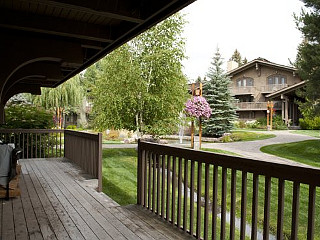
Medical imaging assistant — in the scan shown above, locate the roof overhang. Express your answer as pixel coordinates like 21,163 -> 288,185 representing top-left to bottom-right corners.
266,81 -> 307,99
227,58 -> 298,77
0,0 -> 196,106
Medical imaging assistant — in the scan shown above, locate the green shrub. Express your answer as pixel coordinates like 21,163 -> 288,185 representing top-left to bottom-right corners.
251,115 -> 287,130
299,117 -> 320,130
3,104 -> 54,129
66,125 -> 77,130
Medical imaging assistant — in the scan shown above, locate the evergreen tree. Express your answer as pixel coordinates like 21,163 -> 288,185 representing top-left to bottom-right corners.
295,0 -> 320,117
230,49 -> 247,66
203,48 -> 237,137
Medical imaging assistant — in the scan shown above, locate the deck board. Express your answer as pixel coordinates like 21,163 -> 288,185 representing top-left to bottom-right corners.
0,158 -> 194,240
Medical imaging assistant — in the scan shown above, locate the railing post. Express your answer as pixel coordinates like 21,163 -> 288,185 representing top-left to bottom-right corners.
137,139 -> 143,205
97,132 -> 102,192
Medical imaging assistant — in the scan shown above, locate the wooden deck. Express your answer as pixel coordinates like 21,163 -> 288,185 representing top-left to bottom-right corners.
0,158 -> 194,240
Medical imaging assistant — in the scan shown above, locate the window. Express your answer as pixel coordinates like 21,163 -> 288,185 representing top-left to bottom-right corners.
267,75 -> 286,85
236,77 -> 254,87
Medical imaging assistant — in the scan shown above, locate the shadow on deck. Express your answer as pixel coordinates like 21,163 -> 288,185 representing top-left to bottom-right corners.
0,158 -> 193,240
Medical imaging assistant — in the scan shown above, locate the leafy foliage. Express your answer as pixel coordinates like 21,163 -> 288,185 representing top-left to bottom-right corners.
3,104 -> 54,129
90,13 -> 188,136
295,0 -> 320,117
299,116 -> 320,129
202,48 -> 237,137
32,75 -> 84,128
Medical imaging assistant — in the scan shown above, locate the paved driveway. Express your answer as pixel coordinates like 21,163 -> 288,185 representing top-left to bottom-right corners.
201,130 -> 319,166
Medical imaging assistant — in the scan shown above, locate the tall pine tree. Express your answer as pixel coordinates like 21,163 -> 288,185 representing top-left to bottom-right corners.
203,48 -> 237,137
295,0 -> 320,117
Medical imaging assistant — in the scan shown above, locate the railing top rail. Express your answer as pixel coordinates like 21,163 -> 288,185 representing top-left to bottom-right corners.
64,130 -> 100,140
139,141 -> 320,186
0,129 -> 64,133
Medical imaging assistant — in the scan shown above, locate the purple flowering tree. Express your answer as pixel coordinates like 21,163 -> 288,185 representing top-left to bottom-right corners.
185,96 -> 212,149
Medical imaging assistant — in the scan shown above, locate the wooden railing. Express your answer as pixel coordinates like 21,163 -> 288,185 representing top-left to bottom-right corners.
261,84 -> 288,93
230,86 -> 255,96
0,129 -> 102,192
64,130 -> 102,192
137,141 -> 320,240
0,129 -> 64,158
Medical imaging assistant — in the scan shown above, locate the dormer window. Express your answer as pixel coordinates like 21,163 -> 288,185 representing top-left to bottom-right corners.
267,75 -> 286,85
236,77 -> 254,87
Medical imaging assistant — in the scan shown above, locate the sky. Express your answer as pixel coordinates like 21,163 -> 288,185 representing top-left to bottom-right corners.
181,0 -> 305,81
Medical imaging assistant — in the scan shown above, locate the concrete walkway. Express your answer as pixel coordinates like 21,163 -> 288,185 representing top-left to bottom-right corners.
201,130 -> 319,167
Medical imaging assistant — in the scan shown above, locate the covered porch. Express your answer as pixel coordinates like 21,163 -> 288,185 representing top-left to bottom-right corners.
1,157 -> 193,240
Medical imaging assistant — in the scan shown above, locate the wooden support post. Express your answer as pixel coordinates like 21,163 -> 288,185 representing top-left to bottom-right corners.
270,101 -> 273,131
199,118 -> 202,149
191,120 -> 194,149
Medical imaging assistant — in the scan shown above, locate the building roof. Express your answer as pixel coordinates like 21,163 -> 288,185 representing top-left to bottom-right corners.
0,0 -> 195,105
266,80 -> 307,99
227,58 -> 298,76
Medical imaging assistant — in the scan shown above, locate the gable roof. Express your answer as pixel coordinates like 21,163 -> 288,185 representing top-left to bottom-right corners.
227,58 -> 298,76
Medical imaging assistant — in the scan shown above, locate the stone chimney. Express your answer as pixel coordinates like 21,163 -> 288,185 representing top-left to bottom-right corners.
227,60 -> 239,72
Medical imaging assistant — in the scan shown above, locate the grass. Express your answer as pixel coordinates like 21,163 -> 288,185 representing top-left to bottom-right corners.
228,131 -> 276,142
201,148 -> 241,156
102,147 -> 320,239
290,130 -> 320,138
102,148 -> 138,205
102,140 -> 124,144
260,140 -> 320,168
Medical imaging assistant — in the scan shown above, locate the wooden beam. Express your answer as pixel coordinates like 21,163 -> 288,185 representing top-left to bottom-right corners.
20,0 -> 144,24
0,10 -> 113,43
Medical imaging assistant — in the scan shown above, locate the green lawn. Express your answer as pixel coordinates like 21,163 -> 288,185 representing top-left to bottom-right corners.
201,148 -> 241,156
260,140 -> 320,168
229,131 -> 276,142
103,147 -> 320,239
290,130 -> 320,138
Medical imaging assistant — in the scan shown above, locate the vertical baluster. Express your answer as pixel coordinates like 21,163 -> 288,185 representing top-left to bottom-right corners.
190,160 -> 195,236
263,176 -> 271,240
204,163 -> 210,240
148,152 -> 152,210
22,133 -> 25,159
291,182 -> 300,240
139,149 -> 145,206
240,171 -> 247,240
35,133 -> 38,158
166,155 -> 171,221
60,131 -> 62,157
27,133 -> 29,158
307,185 -> 316,240
277,179 -> 285,240
161,155 -> 166,219
212,165 -> 218,240
251,173 -> 259,240
144,151 -> 148,207
51,132 -> 53,157
221,167 -> 227,240
230,169 -> 237,240
172,156 -> 177,225
152,153 -> 156,212
31,133 -> 34,158
183,159 -> 188,232
56,131 -> 58,157
157,154 -> 160,215
177,157 -> 182,228
196,162 -> 202,239
39,134 -> 42,158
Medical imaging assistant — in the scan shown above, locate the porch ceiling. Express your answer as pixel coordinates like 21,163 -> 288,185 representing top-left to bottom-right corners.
0,0 -> 195,107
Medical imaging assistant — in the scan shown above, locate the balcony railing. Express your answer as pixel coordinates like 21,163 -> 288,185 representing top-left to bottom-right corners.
230,86 -> 255,96
233,101 -> 282,111
137,140 -> 320,240
261,84 -> 288,93
0,129 -> 102,191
